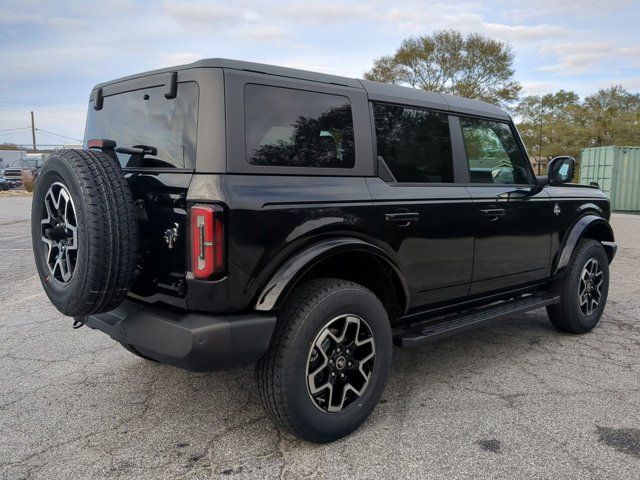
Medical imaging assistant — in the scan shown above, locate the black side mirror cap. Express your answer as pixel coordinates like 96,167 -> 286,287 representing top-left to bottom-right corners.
547,156 -> 576,185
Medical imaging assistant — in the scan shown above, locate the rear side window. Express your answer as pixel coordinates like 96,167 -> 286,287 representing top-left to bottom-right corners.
460,117 -> 530,184
373,103 -> 453,183
84,82 -> 198,169
244,84 -> 355,168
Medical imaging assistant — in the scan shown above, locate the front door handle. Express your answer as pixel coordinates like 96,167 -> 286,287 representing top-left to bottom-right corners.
480,208 -> 506,221
385,212 -> 420,227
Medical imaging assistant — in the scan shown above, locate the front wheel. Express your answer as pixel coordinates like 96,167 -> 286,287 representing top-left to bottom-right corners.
256,279 -> 392,443
547,239 -> 610,333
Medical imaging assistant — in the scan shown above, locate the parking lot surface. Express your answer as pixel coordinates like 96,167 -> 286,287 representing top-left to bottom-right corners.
1,195 -> 640,479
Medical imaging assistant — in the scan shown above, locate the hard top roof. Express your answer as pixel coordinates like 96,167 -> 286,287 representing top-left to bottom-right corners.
92,58 -> 510,121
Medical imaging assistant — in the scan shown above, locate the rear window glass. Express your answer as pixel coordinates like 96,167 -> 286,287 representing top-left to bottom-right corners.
244,84 -> 355,168
373,103 -> 453,183
84,82 -> 198,169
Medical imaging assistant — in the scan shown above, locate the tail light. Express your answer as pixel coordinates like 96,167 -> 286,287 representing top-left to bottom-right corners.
190,204 -> 225,279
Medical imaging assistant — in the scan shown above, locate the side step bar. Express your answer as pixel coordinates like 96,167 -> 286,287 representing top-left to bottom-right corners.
393,294 -> 560,347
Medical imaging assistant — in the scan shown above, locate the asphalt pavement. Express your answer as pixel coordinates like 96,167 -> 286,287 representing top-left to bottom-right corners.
1,194 -> 639,479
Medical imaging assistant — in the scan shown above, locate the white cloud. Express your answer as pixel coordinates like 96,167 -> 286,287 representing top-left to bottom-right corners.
503,0 -> 632,21
0,11 -> 45,25
153,52 -> 204,68
234,25 -> 289,41
521,81 -> 558,96
274,53 -> 375,79
0,45 -> 110,77
276,3 -> 371,25
595,76 -> 640,91
481,22 -> 565,42
539,42 -> 640,76
163,0 -> 246,28
0,0 -> 638,139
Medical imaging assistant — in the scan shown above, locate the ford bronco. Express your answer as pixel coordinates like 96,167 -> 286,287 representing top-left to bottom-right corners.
31,59 -> 616,443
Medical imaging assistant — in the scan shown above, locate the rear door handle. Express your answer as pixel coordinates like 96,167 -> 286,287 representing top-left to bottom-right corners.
385,212 -> 420,227
480,208 -> 506,221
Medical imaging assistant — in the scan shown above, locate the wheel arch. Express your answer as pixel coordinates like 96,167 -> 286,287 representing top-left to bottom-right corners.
553,214 -> 616,276
254,237 -> 410,321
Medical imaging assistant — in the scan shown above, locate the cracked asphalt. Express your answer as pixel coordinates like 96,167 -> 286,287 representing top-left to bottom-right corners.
2,194 -> 640,479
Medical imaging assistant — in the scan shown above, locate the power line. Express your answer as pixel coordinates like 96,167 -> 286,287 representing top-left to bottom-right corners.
0,130 -> 33,138
0,126 -> 30,132
36,131 -> 73,144
35,128 -> 82,143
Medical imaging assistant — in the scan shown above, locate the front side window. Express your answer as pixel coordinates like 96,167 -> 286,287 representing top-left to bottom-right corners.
373,103 -> 453,183
460,117 -> 530,184
244,84 -> 355,168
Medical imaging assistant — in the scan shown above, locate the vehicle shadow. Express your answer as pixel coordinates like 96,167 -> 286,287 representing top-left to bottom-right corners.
122,309 -> 560,438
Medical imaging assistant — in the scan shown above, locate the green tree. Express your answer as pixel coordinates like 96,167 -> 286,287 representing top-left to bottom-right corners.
516,86 -> 640,159
516,90 -> 582,158
364,30 -> 521,107
579,86 -> 640,148
0,143 -> 21,150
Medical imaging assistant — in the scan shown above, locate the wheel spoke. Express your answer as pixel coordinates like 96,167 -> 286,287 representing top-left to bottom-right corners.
579,294 -> 587,307
40,182 -> 78,284
306,314 -> 376,414
66,225 -> 78,250
578,258 -> 604,316
41,237 -> 53,265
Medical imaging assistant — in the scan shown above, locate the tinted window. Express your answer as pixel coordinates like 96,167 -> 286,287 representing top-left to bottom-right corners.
460,117 -> 530,184
373,103 -> 453,183
84,82 -> 198,169
245,84 -> 355,168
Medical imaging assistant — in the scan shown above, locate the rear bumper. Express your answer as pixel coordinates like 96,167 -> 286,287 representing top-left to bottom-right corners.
81,299 -> 277,372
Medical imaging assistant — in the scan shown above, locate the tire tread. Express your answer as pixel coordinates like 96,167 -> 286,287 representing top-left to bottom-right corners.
547,239 -> 608,334
33,149 -> 138,316
256,278 -> 385,442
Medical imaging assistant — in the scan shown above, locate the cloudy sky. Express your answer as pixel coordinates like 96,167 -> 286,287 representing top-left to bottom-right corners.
1,0 -> 639,146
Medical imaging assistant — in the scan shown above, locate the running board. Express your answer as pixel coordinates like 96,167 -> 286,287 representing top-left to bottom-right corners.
393,294 -> 560,347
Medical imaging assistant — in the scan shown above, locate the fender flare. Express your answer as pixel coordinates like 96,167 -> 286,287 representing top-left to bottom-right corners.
553,214 -> 616,276
254,237 -> 410,313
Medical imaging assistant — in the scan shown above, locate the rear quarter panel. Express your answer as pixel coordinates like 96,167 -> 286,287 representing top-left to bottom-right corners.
187,174 -> 387,312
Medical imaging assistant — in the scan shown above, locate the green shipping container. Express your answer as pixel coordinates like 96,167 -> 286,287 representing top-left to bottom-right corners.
580,146 -> 640,212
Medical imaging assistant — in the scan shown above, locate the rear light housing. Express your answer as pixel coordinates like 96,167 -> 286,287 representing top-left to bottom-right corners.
87,138 -> 116,150
190,204 -> 225,279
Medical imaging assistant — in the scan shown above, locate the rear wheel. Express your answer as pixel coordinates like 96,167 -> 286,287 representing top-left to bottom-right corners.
547,239 -> 609,333
256,279 -> 392,443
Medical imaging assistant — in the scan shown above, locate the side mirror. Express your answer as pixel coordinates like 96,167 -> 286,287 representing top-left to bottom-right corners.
547,156 -> 575,185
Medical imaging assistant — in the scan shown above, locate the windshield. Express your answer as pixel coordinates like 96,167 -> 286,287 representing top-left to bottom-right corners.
84,82 -> 198,169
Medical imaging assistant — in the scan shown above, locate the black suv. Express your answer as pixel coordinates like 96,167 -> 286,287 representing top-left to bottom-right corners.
31,59 -> 616,443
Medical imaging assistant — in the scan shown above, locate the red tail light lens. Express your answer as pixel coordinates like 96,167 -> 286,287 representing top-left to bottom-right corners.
190,204 -> 225,279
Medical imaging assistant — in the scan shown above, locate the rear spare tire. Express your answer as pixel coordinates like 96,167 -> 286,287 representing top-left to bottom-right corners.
31,149 -> 138,317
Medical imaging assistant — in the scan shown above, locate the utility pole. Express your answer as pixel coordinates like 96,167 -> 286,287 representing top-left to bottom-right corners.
30,111 -> 37,152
